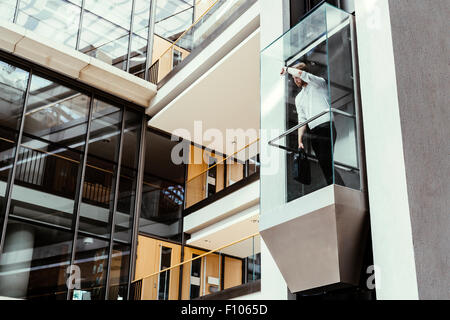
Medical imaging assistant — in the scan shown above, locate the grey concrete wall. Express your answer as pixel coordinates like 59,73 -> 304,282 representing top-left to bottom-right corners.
388,0 -> 450,300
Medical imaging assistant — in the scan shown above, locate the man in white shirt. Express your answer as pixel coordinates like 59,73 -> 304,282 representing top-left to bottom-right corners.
281,63 -> 344,186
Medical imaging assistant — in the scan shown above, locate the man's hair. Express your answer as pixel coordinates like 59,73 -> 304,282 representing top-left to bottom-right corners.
293,62 -> 307,72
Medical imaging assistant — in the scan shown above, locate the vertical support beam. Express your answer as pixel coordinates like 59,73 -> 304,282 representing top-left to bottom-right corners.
66,93 -> 95,300
354,0 -> 419,300
126,116 -> 147,299
349,16 -> 368,196
144,0 -> 157,81
75,0 -> 86,51
259,0 -> 291,301
0,67 -> 32,256
104,107 -> 126,300
178,151 -> 188,299
126,0 -> 137,73
13,0 -> 21,23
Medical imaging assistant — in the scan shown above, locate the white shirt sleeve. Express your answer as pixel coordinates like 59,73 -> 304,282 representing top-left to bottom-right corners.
285,67 -> 326,87
286,67 -> 301,78
300,71 -> 326,87
297,102 -> 307,124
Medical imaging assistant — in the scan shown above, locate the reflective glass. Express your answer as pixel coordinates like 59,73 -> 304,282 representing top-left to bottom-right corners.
16,0 -> 81,49
79,99 -> 122,238
72,235 -> 109,300
80,11 -> 130,71
155,0 -> 194,40
10,74 -> 89,228
139,130 -> 185,242
0,219 -> 72,300
133,0 -> 151,32
114,109 -> 141,243
0,0 -> 17,22
129,32 -> 148,77
84,0 -> 132,30
0,60 -> 29,197
107,242 -> 130,300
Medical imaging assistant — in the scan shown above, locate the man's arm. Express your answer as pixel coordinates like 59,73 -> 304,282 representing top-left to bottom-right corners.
298,125 -> 307,150
281,67 -> 326,87
297,101 -> 308,150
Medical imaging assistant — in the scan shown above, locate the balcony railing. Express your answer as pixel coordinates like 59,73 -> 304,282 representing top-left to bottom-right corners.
132,233 -> 260,300
185,139 -> 260,210
149,0 -> 254,85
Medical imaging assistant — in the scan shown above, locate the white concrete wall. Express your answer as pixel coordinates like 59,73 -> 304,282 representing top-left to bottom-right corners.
355,0 -> 419,299
259,239 -> 288,300
257,0 -> 291,301
183,180 -> 259,234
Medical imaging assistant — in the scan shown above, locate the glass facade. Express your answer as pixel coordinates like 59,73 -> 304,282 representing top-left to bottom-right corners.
4,0 -> 151,78
3,0 -> 256,85
0,54 -> 145,300
139,129 -> 186,242
0,51 -> 200,300
0,0 -> 261,301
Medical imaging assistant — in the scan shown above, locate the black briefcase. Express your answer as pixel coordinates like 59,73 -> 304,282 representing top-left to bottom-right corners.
293,148 -> 311,185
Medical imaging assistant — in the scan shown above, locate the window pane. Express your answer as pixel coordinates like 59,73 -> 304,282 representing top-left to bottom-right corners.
115,109 -> 141,243
133,0 -> 151,32
0,0 -> 17,22
0,60 -> 29,196
139,130 -> 185,242
0,219 -> 72,300
79,99 -> 122,238
84,0 -> 132,30
16,0 -> 81,49
107,242 -> 130,300
129,32 -> 148,77
72,235 -> 109,300
80,11 -> 130,71
10,74 -> 89,228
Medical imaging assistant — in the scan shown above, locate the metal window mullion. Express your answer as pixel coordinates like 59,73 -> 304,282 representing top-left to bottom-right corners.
144,0 -> 157,81
126,0 -> 137,73
75,0 -> 86,51
66,93 -> 95,300
104,107 -> 126,300
13,0 -> 21,23
0,67 -> 32,255
349,15 -> 367,194
177,153 -> 188,299
126,116 -> 146,299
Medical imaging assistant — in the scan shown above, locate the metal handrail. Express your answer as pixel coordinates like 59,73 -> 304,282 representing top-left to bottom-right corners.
268,108 -> 355,146
154,0 -> 221,63
268,108 -> 359,172
186,138 -> 260,183
276,144 -> 359,172
132,232 -> 259,283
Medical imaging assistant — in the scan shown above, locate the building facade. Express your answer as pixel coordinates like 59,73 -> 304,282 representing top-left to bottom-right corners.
0,0 -> 448,300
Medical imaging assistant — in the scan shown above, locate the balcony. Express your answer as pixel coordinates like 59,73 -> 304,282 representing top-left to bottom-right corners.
131,233 -> 260,300
184,139 -> 260,214
149,0 -> 257,87
259,3 -> 368,293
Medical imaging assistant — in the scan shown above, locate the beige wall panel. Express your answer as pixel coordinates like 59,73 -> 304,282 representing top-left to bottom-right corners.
224,257 -> 243,289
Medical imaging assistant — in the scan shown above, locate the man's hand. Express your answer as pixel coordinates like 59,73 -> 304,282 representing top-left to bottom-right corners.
298,137 -> 305,150
280,67 -> 287,76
